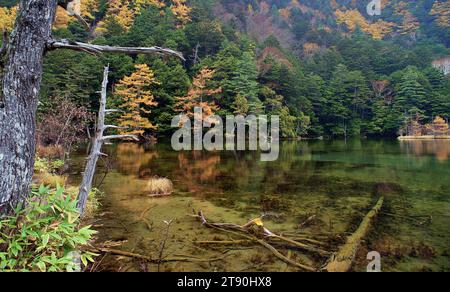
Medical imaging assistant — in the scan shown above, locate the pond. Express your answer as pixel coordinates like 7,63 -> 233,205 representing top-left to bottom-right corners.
68,139 -> 450,272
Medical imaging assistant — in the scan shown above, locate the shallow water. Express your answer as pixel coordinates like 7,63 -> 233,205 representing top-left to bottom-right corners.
69,139 -> 450,272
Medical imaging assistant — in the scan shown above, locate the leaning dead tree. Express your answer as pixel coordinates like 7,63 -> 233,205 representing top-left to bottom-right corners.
77,66 -> 138,216
0,0 -> 183,215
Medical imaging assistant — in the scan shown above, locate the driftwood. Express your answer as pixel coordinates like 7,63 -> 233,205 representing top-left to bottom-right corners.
77,66 -> 139,215
324,196 -> 384,272
194,211 -> 324,272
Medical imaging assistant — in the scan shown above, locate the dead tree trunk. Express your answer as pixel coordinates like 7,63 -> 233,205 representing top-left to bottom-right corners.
0,0 -> 58,214
0,0 -> 184,215
77,66 -> 137,215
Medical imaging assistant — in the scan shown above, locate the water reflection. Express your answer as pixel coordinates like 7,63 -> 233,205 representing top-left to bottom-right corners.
400,140 -> 450,162
71,139 -> 450,271
115,143 -> 159,177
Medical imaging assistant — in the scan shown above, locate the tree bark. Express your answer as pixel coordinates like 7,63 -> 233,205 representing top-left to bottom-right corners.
0,0 -> 183,216
0,0 -> 58,214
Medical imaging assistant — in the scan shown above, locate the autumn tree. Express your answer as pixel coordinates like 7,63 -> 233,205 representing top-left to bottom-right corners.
0,5 -> 17,31
96,0 -> 135,33
170,0 -> 192,27
335,9 -> 394,40
175,68 -> 222,122
116,64 -> 159,137
0,0 -> 183,215
430,1 -> 450,28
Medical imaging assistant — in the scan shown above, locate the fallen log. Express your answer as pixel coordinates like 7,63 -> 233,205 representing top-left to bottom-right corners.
324,196 -> 384,272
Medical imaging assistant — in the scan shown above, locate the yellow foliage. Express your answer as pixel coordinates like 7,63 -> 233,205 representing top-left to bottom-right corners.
54,6 -> 71,28
80,0 -> 100,20
0,6 -> 17,31
171,0 -> 192,27
430,1 -> 450,28
175,68 -> 222,122
134,0 -> 165,14
394,2 -> 420,35
96,0 -> 135,32
303,42 -> 320,57
116,64 -> 159,137
336,9 -> 394,40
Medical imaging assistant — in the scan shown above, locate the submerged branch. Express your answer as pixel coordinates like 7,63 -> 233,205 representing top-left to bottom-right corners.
194,211 -> 318,272
87,247 -> 228,263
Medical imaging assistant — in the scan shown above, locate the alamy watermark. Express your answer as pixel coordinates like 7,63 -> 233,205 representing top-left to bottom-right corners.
171,107 -> 280,162
367,0 -> 382,16
367,251 -> 382,272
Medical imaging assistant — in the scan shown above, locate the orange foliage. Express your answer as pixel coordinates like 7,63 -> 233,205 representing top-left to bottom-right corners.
0,6 -> 17,31
171,0 -> 192,27
175,68 -> 222,122
116,64 -> 159,137
54,6 -> 71,28
430,1 -> 450,28
395,2 -> 420,35
303,42 -> 320,57
335,9 -> 394,40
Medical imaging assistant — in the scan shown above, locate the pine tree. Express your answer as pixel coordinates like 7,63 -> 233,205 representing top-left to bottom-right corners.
116,64 -> 160,137
228,51 -> 261,114
395,66 -> 428,115
231,93 -> 249,115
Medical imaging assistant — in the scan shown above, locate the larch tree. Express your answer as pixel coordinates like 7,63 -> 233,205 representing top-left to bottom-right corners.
116,64 -> 159,137
170,0 -> 192,27
0,0 -> 183,215
175,68 -> 222,122
0,6 -> 17,32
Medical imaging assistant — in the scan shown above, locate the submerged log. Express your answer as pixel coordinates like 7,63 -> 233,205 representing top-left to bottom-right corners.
324,196 -> 384,272
194,211 -> 319,272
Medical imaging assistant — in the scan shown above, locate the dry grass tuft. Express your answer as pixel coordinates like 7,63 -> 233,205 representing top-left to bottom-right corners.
146,177 -> 173,197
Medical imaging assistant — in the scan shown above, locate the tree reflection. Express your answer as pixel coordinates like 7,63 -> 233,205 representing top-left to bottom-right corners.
115,143 -> 159,176
400,140 -> 450,162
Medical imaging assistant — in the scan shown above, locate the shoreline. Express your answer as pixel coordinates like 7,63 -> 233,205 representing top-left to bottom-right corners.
398,136 -> 450,140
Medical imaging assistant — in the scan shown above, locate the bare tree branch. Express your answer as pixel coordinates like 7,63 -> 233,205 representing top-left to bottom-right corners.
102,135 -> 139,141
105,109 -> 123,114
103,125 -> 128,130
46,39 -> 185,60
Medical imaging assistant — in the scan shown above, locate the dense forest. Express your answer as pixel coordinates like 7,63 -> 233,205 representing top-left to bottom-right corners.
0,0 -> 449,273
1,0 -> 449,140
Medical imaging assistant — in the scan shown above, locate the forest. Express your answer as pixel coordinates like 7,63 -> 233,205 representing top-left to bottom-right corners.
1,0 -> 449,141
0,0 -> 449,273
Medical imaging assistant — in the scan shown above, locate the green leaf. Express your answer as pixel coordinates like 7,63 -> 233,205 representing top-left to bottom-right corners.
42,234 -> 50,247
36,262 -> 46,272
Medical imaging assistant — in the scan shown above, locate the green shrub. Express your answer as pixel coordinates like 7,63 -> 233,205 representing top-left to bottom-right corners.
0,185 -> 97,272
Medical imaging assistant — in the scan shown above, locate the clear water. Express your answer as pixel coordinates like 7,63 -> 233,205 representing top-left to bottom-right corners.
69,139 -> 450,272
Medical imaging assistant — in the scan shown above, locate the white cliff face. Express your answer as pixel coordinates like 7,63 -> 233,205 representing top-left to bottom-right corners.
432,56 -> 450,75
